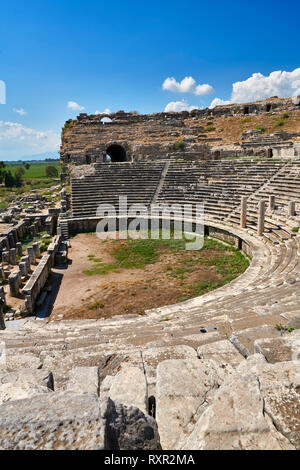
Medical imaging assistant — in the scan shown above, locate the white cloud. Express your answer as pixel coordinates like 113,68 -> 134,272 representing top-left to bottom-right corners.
164,100 -> 199,112
210,67 -> 300,108
13,108 -> 27,116
67,101 -> 85,111
163,76 -> 214,95
95,108 -> 111,115
0,121 -> 60,158
209,98 -> 231,109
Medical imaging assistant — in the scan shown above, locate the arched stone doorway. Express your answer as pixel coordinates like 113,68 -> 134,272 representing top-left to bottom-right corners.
106,144 -> 127,162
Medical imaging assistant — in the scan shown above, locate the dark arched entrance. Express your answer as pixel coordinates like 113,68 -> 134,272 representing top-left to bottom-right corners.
106,144 -> 127,162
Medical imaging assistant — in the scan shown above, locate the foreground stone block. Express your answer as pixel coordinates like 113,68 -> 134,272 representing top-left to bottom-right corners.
237,356 -> 300,449
0,353 -> 42,372
67,366 -> 100,396
0,369 -> 54,405
230,325 -> 281,357
0,394 -> 161,450
182,374 -> 295,450
109,366 -> 147,414
254,332 -> 300,363
197,339 -> 244,366
156,358 -> 233,450
142,345 -> 197,397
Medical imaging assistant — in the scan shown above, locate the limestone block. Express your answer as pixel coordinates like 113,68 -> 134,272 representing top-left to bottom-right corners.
0,353 -> 42,372
0,369 -> 54,405
237,357 -> 300,449
0,394 -> 161,450
197,339 -> 244,366
181,374 -> 295,450
230,325 -> 281,357
254,334 -> 300,363
142,345 -> 197,397
109,366 -> 147,414
156,358 -> 234,450
67,366 -> 100,396
8,272 -> 19,297
9,248 -> 16,265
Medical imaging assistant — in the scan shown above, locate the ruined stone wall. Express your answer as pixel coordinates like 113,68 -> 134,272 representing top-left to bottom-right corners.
60,97 -> 300,164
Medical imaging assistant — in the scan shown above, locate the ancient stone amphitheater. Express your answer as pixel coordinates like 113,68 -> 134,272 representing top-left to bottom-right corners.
0,99 -> 300,451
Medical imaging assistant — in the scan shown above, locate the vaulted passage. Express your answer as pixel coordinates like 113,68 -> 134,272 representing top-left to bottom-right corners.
106,144 -> 127,162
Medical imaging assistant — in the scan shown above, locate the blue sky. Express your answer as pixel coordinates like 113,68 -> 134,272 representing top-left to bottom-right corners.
0,0 -> 300,159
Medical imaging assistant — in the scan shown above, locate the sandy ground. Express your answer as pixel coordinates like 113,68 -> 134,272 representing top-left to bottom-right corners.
51,232 -> 233,321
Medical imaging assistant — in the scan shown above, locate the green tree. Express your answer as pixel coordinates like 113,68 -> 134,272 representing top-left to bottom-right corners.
4,171 -> 15,188
45,165 -> 58,177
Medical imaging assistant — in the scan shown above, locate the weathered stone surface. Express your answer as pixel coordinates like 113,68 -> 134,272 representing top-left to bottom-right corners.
0,353 -> 42,372
107,400 -> 162,451
142,345 -> 197,397
67,366 -> 100,396
156,358 -> 233,450
109,367 -> 147,414
230,325 -> 281,357
181,374 -> 295,450
237,356 -> 300,449
197,339 -> 244,366
254,334 -> 300,363
0,393 -> 161,450
0,369 -> 54,405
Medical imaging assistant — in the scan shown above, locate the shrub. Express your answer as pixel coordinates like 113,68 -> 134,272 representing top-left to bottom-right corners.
45,165 -> 58,178
281,113 -> 289,119
206,126 -> 216,132
275,119 -> 285,127
173,141 -> 186,151
255,126 -> 265,133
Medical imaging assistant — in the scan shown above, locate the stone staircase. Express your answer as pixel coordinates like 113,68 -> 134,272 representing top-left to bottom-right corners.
71,162 -> 165,218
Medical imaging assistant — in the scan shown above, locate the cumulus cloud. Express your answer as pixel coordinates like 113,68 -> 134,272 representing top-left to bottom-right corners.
95,108 -> 111,115
0,121 -> 60,158
209,98 -> 231,109
13,108 -> 27,116
164,100 -> 199,112
163,76 -> 214,95
67,101 -> 85,111
210,68 -> 300,108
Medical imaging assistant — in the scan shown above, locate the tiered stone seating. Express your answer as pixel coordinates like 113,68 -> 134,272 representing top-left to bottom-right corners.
71,162 -> 166,218
1,159 -> 300,450
156,160 -> 284,222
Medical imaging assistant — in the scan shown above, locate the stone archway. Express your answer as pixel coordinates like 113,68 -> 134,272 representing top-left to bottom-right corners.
106,144 -> 127,162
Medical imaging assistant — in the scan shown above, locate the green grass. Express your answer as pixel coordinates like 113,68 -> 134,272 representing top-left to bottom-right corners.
83,232 -> 250,300
206,126 -> 216,132
6,162 -> 60,179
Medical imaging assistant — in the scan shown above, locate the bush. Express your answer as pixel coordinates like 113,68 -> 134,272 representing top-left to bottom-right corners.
206,126 -> 216,132
255,126 -> 265,133
275,119 -> 285,127
45,165 -> 58,178
281,113 -> 289,120
173,141 -> 186,151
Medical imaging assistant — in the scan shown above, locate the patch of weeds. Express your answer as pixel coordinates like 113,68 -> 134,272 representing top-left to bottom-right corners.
88,301 -> 104,310
291,227 -> 299,233
275,324 -> 295,333
255,125 -> 265,133
173,141 -> 186,151
206,126 -> 216,132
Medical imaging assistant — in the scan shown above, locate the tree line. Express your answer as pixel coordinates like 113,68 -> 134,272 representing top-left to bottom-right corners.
0,162 -> 58,188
